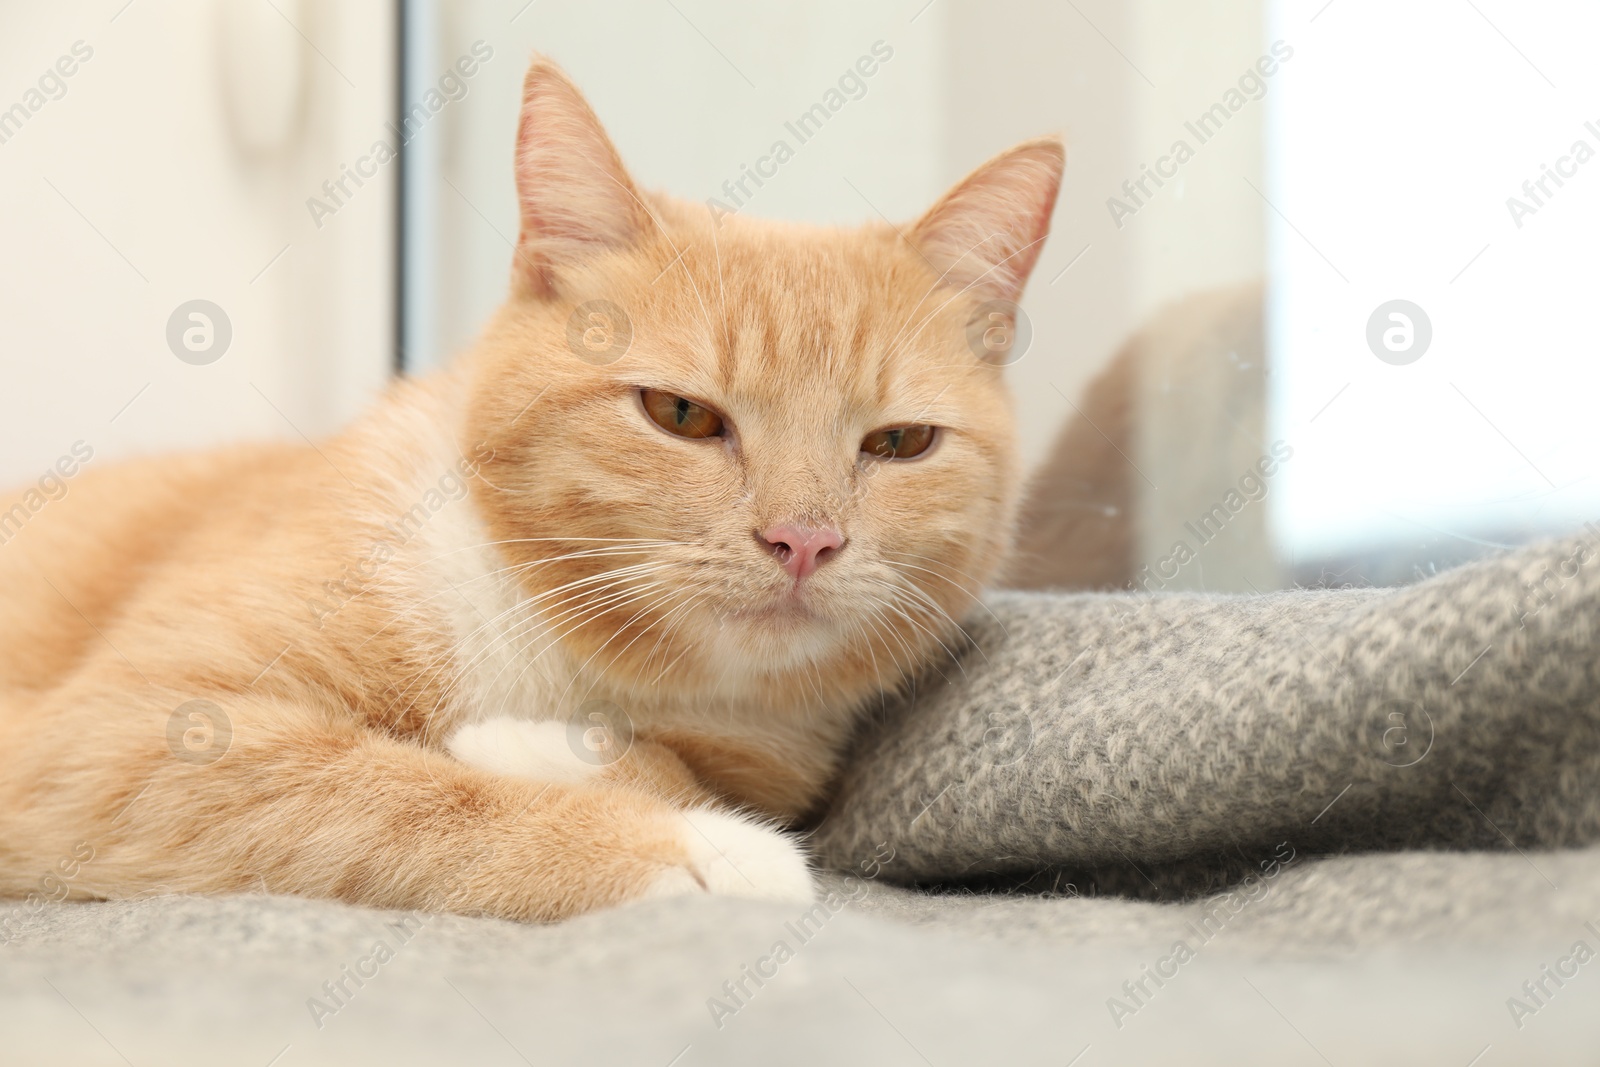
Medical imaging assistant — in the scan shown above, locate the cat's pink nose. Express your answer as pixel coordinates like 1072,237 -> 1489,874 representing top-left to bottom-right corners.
758,524 -> 845,581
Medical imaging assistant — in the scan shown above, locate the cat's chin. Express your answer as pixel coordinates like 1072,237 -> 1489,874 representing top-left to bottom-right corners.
700,598 -> 850,672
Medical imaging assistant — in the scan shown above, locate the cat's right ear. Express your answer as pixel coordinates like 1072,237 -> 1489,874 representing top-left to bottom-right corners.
909,137 -> 1065,304
512,57 -> 648,297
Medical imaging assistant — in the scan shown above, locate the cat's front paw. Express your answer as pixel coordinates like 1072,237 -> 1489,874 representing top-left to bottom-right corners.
446,717 -> 601,785
645,809 -> 815,904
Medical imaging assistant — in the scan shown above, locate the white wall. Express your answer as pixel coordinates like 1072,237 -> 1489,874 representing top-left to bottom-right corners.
0,0 -> 395,490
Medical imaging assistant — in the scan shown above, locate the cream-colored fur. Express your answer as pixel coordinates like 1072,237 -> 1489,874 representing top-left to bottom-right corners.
0,57 -> 1062,922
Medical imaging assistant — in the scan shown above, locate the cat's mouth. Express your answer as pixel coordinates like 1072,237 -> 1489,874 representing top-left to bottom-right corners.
726,596 -> 819,625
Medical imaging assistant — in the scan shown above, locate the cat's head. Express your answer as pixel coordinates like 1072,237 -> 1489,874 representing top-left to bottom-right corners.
466,57 -> 1062,704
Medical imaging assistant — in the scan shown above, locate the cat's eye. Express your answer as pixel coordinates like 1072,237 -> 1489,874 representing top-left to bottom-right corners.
640,388 -> 725,439
861,424 -> 936,460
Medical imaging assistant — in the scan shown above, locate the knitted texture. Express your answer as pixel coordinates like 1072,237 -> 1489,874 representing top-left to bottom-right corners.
813,532 -> 1600,885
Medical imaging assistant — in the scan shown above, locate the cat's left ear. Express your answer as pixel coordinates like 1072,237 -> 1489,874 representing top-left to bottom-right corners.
909,137 -> 1065,303
512,57 -> 648,296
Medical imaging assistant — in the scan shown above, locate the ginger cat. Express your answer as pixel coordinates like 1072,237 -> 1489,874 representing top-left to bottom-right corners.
0,57 -> 1062,922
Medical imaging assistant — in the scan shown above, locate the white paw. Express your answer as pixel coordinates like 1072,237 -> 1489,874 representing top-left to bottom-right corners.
646,809 -> 815,904
446,717 -> 601,785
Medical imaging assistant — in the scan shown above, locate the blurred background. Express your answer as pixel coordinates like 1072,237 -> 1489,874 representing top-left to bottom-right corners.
2,0 -> 1594,593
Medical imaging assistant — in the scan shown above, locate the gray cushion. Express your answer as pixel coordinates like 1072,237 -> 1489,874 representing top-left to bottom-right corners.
814,532 -> 1600,887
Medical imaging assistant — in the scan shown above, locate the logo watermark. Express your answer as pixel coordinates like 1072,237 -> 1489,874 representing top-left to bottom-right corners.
306,42 -> 494,230
1106,841 -> 1297,1029
0,841 -> 95,945
965,300 -> 1032,367
1505,924 -> 1599,1030
1505,120 -> 1600,229
0,440 -> 94,547
1131,441 -> 1295,594
1360,696 -> 1434,769
306,843 -> 494,1029
1516,522 -> 1599,628
706,842 -> 895,1030
167,699 -> 232,766
1366,299 -> 1430,365
306,443 -> 495,628
167,300 -> 232,365
976,704 -> 1035,768
1107,41 -> 1294,229
564,699 -> 634,766
0,40 -> 94,147
706,41 -> 894,225
565,300 -> 633,365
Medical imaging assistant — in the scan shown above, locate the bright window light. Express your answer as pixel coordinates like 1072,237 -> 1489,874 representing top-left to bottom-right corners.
1266,0 -> 1600,567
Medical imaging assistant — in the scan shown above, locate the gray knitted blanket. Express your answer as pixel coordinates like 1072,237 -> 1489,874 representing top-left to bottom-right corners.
814,530 -> 1600,893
